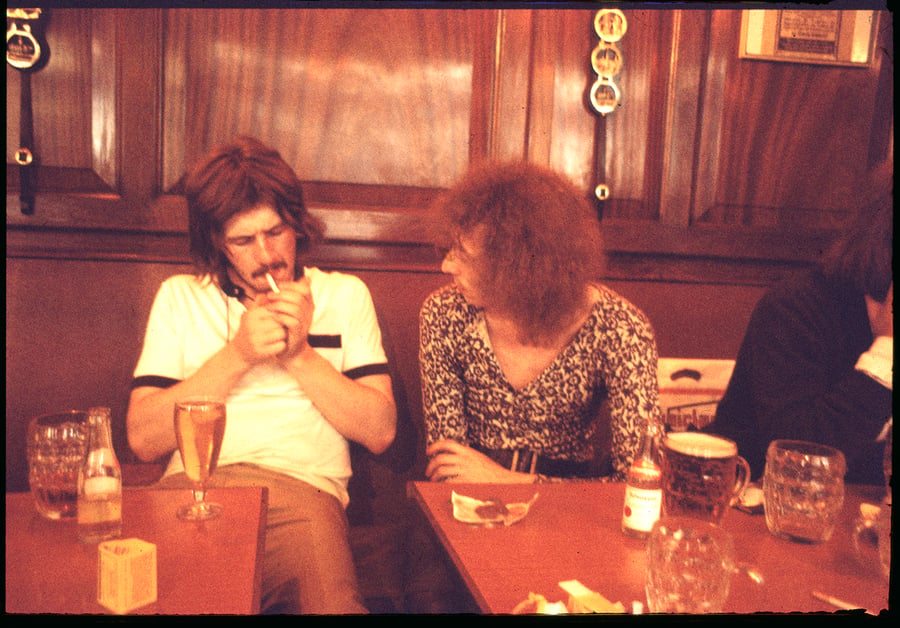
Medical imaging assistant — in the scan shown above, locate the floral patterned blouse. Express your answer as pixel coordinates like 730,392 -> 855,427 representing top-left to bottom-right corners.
419,283 -> 661,481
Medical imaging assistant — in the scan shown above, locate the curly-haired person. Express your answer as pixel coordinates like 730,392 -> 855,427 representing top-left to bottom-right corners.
420,162 -> 661,484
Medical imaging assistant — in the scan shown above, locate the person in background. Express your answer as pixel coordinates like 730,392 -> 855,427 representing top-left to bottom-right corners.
420,161 -> 661,483
707,189 -> 892,485
126,136 -> 396,614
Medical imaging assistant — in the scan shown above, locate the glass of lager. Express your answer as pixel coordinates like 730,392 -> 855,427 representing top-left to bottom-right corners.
174,398 -> 227,521
660,432 -> 751,524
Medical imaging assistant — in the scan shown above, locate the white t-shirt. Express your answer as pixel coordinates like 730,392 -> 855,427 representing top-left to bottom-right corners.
132,267 -> 389,507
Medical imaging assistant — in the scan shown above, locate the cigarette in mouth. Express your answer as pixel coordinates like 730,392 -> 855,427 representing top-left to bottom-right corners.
265,273 -> 280,293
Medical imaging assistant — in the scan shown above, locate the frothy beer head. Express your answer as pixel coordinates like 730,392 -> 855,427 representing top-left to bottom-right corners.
661,431 -> 750,523
665,432 -> 737,459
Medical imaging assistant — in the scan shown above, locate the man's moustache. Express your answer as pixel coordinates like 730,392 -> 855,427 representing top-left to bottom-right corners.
251,263 -> 287,279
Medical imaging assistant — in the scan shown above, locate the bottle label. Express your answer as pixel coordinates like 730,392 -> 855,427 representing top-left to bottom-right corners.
622,485 -> 662,532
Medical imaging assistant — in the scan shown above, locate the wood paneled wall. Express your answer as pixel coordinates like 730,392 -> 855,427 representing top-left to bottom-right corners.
8,8 -> 891,273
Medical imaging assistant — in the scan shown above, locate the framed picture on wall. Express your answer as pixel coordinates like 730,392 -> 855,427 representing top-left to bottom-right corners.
739,9 -> 879,67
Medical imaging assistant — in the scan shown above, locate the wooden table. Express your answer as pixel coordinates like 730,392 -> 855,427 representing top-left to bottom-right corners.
6,486 -> 268,614
408,481 -> 889,614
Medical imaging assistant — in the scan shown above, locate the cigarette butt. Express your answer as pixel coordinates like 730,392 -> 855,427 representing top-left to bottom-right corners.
812,591 -> 868,612
265,273 -> 280,293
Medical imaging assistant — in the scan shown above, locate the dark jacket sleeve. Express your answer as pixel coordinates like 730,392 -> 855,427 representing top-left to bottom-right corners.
708,270 -> 892,484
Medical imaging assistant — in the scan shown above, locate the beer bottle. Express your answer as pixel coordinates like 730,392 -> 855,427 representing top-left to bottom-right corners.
77,406 -> 123,543
621,417 -> 663,538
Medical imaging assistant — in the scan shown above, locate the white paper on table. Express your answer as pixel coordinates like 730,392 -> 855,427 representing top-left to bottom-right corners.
451,491 -> 539,526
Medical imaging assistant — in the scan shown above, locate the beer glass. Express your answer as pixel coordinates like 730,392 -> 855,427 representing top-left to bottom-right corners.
763,439 -> 845,543
174,398 -> 226,520
660,432 -> 751,523
646,517 -> 736,613
27,410 -> 89,519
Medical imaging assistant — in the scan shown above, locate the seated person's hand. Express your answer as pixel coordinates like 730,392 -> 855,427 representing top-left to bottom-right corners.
425,439 -> 535,483
260,276 -> 315,359
231,305 -> 291,363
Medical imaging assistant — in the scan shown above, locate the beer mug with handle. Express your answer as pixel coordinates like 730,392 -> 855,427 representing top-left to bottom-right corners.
660,432 -> 752,523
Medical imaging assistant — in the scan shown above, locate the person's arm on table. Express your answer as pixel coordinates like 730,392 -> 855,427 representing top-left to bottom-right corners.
419,292 -> 530,483
426,439 -> 540,483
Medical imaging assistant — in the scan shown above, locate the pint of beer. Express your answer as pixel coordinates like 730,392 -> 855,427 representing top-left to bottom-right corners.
661,432 -> 751,523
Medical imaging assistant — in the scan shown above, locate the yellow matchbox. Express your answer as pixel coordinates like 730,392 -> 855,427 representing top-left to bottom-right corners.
559,579 -> 626,614
97,538 -> 158,614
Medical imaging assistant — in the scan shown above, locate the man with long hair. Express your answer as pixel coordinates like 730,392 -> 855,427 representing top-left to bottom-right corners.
127,136 -> 396,613
708,189 -> 893,484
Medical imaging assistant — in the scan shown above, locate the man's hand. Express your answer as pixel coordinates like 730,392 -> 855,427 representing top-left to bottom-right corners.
261,276 -> 315,359
425,439 -> 535,483
230,303 -> 289,364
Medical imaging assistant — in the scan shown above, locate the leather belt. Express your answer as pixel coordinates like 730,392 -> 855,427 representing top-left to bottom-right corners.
473,444 -> 593,479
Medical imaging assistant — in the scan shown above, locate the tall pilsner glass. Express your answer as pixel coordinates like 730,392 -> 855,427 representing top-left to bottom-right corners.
174,398 -> 226,520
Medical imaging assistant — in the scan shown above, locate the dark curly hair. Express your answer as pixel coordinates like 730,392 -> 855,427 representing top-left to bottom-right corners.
184,136 -> 324,287
432,161 -> 606,344
820,188 -> 892,301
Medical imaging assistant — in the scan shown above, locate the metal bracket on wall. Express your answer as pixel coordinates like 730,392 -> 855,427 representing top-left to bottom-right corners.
588,8 -> 627,214
7,7 -> 50,215
589,8 -> 626,116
